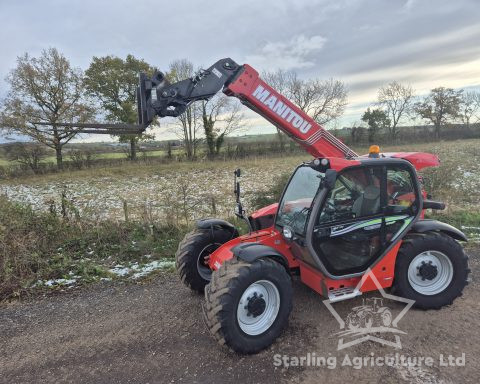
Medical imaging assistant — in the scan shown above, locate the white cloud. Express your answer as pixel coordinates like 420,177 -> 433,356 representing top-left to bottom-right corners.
245,34 -> 327,71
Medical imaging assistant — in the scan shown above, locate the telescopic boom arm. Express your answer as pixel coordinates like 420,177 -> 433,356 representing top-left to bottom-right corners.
139,58 -> 358,159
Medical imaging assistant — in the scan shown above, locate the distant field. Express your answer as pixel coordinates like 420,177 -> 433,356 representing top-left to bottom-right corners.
1,138 -> 479,227
0,149 -> 173,166
0,134 -> 282,167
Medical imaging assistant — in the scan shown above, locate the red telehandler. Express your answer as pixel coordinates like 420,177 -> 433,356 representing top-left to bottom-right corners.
56,58 -> 469,354
137,58 -> 469,354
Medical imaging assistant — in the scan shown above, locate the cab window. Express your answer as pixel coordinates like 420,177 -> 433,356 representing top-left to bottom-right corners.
387,167 -> 416,214
318,167 -> 383,224
276,166 -> 323,235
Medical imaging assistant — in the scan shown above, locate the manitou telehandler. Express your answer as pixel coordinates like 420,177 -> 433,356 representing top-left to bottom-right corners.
53,58 -> 470,354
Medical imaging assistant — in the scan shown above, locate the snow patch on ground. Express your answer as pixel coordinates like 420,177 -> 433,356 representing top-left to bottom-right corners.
108,259 -> 175,279
34,278 -> 78,287
108,265 -> 131,277
33,259 -> 174,289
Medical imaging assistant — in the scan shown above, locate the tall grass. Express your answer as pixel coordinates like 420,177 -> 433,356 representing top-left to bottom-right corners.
0,195 -> 188,301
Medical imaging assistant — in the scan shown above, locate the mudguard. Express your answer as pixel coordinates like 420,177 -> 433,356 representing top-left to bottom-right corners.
410,219 -> 468,242
196,218 -> 239,236
232,243 -> 289,269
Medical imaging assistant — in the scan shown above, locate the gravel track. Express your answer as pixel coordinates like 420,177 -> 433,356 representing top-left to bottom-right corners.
1,247 -> 478,384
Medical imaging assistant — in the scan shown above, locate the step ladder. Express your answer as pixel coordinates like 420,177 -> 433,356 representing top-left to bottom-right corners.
328,286 -> 362,302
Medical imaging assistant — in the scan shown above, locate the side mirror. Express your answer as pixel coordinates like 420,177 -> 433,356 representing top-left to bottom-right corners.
324,169 -> 337,190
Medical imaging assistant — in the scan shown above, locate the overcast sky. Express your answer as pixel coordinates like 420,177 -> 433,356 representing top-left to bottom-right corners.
1,0 -> 479,142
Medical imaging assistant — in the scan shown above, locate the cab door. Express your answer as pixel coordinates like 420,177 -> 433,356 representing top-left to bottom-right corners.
307,163 -> 419,277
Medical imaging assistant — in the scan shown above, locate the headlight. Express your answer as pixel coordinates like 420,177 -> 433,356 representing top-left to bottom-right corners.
282,226 -> 294,241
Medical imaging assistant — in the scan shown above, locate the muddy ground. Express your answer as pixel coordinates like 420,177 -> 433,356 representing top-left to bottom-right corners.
1,247 -> 479,384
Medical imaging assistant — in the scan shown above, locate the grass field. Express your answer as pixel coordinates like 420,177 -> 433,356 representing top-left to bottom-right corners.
0,139 -> 480,219
1,138 -> 480,222
0,149 -> 174,166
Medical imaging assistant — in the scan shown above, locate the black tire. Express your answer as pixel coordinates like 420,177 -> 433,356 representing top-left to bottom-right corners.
392,232 -> 469,309
176,228 -> 234,293
203,258 -> 292,354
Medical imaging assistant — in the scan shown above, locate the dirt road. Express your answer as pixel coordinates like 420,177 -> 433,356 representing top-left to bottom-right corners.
1,247 -> 479,384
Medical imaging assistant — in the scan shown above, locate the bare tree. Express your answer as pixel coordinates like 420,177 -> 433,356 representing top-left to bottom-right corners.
459,91 -> 480,128
288,76 -> 348,125
414,87 -> 462,139
377,81 -> 414,140
202,95 -> 245,157
4,142 -> 49,173
0,48 -> 94,169
262,69 -> 294,96
262,70 -> 348,126
166,59 -> 201,159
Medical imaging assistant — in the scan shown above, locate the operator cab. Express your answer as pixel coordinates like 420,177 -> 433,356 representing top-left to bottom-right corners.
276,157 -> 421,278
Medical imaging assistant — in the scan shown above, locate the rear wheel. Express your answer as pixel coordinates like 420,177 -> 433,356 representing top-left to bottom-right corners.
393,232 -> 469,309
203,258 -> 292,354
176,228 -> 234,293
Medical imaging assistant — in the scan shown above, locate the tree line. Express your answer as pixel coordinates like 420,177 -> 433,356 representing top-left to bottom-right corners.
359,82 -> 480,143
1,48 -> 479,171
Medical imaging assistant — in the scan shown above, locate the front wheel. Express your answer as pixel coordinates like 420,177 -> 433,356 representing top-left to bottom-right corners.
175,228 -> 234,293
392,232 -> 469,309
203,258 -> 292,354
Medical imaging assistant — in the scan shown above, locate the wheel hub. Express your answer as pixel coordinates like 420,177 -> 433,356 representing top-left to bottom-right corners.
407,250 -> 454,296
236,280 -> 280,336
245,292 -> 266,317
196,242 -> 222,281
417,261 -> 438,281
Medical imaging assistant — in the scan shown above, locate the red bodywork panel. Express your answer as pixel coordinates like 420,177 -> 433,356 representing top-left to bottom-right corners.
382,152 -> 440,170
250,203 -> 278,220
208,227 -> 401,297
208,229 -> 299,271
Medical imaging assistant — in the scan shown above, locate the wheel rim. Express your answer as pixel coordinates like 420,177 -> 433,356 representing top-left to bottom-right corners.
407,250 -> 454,295
196,243 -> 222,281
237,280 -> 280,336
